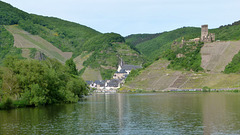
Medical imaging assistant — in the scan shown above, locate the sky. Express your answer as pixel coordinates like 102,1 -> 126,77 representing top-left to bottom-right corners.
2,0 -> 240,36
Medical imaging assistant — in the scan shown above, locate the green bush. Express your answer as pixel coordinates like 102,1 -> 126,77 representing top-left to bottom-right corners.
165,42 -> 204,72
0,25 -> 21,64
224,50 -> 240,73
2,97 -> 13,109
29,48 -> 37,59
202,86 -> 211,92
0,57 -> 88,107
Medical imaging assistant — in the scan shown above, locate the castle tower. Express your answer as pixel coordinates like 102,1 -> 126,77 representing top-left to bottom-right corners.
201,25 -> 208,41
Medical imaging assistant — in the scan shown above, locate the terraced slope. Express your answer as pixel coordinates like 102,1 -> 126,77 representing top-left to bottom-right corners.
5,25 -> 72,63
201,41 -> 240,73
124,59 -> 240,91
73,52 -> 92,70
81,68 -> 102,81
124,59 -> 182,90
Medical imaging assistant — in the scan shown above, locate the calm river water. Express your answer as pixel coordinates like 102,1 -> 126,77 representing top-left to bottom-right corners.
1,93 -> 240,134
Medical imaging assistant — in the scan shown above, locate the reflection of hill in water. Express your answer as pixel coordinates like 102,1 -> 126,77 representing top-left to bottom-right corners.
1,93 -> 240,134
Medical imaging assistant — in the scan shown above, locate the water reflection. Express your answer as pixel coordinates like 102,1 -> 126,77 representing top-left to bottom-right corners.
203,93 -> 240,134
0,93 -> 240,134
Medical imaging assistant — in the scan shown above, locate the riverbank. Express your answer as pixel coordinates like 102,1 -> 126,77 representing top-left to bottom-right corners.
0,96 -> 88,110
0,99 -> 27,110
118,86 -> 240,93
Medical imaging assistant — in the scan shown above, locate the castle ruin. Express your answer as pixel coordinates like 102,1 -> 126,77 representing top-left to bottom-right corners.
201,25 -> 215,42
171,24 -> 216,50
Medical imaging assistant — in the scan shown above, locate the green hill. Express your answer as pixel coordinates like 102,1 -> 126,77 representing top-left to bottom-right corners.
126,27 -> 201,60
125,33 -> 161,47
5,25 -> 72,63
126,20 -> 240,62
0,1 -> 144,80
124,20 -> 240,91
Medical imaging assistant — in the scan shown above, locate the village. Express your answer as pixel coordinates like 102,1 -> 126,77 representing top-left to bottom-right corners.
86,62 -> 142,92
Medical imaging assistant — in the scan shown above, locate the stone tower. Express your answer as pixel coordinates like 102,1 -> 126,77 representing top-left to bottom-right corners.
201,25 -> 208,41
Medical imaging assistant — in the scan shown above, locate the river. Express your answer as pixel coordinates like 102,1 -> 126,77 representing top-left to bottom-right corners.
1,93 -> 240,134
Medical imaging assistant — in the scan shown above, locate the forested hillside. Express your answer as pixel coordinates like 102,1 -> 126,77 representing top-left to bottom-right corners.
126,20 -> 240,62
1,0 -> 240,81
164,42 -> 204,72
211,20 -> 240,41
124,20 -> 240,90
126,27 -> 201,60
125,33 -> 161,47
0,1 -> 144,80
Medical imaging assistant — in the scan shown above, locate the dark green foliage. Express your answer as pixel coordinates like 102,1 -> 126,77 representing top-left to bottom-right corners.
143,62 -> 153,69
0,57 -> 88,107
233,89 -> 240,93
29,48 -> 37,59
0,1 -> 29,25
79,67 -> 86,76
78,33 -> 125,54
0,25 -> 22,64
211,23 -> 240,41
131,22 -> 240,62
162,49 -> 176,60
18,15 -> 143,78
0,0 -> 100,54
1,97 -> 13,109
224,51 -> 240,73
135,27 -> 201,61
65,58 -> 78,75
166,42 -> 204,72
83,51 -> 117,69
0,1 -> 144,78
202,86 -> 211,92
18,16 -> 100,53
0,25 -> 14,62
232,20 -> 240,26
82,42 -> 144,79
100,68 -> 116,80
19,20 -> 40,35
127,43 -> 141,54
125,33 -> 161,46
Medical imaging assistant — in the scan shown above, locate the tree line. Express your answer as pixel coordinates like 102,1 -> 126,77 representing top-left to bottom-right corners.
0,57 -> 88,109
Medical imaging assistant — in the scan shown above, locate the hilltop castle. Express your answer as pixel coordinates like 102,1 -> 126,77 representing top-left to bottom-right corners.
171,24 -> 216,51
201,25 -> 215,42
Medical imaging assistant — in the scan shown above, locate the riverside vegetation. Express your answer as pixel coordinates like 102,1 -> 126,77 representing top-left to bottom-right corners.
0,57 -> 88,109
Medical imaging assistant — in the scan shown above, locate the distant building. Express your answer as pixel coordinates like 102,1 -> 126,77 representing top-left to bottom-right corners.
114,64 -> 142,79
113,69 -> 127,79
89,80 -> 106,90
201,25 -> 215,42
105,79 -> 121,90
86,59 -> 142,91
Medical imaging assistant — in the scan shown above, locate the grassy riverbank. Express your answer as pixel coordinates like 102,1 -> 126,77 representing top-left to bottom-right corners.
118,86 -> 240,93
0,99 -> 27,110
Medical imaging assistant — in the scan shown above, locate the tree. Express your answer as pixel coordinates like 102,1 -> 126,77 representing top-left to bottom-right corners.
65,58 -> 78,75
202,86 -> 211,92
1,68 -> 20,98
